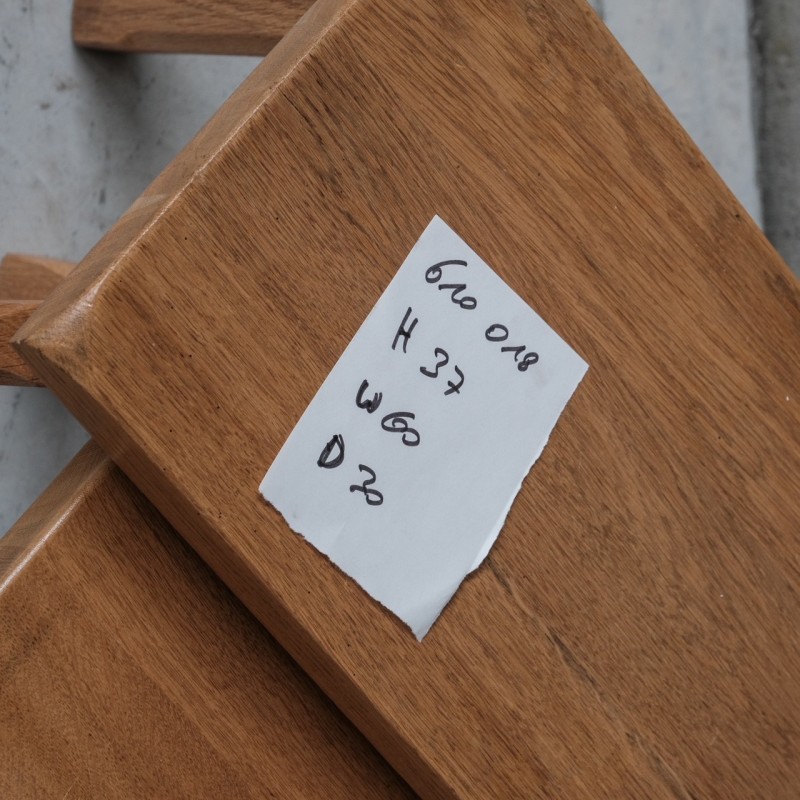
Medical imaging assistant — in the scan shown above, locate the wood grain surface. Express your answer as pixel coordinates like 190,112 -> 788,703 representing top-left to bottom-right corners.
0,254 -> 72,300
73,0 -> 310,54
0,254 -> 72,386
17,0 -> 800,796
1,301 -> 41,385
0,441 -> 413,798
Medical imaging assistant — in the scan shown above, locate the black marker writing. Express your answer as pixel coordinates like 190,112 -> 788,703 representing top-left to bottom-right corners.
501,344 -> 526,360
317,434 -> 345,469
420,347 -> 464,396
392,307 -> 418,353
445,365 -> 465,395
438,283 -> 477,310
485,323 -> 509,342
425,259 -> 467,283
381,411 -> 421,447
420,347 -> 449,378
356,379 -> 383,413
350,464 -> 384,506
425,259 -> 476,309
485,323 -> 539,372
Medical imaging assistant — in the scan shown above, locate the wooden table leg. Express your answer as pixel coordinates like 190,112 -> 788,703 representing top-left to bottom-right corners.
0,254 -> 72,387
72,0 -> 312,55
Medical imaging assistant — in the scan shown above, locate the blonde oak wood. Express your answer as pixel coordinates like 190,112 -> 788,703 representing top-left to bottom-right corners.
0,301 -> 41,385
0,253 -> 73,300
0,255 -> 73,386
0,441 -> 414,798
73,0 -> 310,55
16,0 -> 800,796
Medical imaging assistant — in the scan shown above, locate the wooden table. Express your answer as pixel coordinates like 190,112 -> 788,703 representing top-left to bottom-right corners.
1,442 -> 413,798
17,0 -> 800,796
2,254 -> 411,795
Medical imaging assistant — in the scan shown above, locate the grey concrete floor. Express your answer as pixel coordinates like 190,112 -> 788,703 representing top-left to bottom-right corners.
0,0 -> 797,535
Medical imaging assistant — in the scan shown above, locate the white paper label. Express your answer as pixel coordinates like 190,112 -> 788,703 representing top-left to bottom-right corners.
259,216 -> 588,638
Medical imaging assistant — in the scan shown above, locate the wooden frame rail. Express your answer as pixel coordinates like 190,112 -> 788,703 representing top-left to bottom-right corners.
72,0 -> 311,55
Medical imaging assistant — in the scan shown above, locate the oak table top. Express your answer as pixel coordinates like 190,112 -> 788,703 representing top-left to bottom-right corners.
0,442 -> 413,798
17,0 -> 800,796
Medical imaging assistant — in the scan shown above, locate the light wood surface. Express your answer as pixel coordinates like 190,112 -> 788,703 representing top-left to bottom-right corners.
0,254 -> 72,386
0,301 -> 41,385
73,0 -> 310,55
17,0 -> 800,796
0,253 -> 72,300
0,441 -> 413,798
